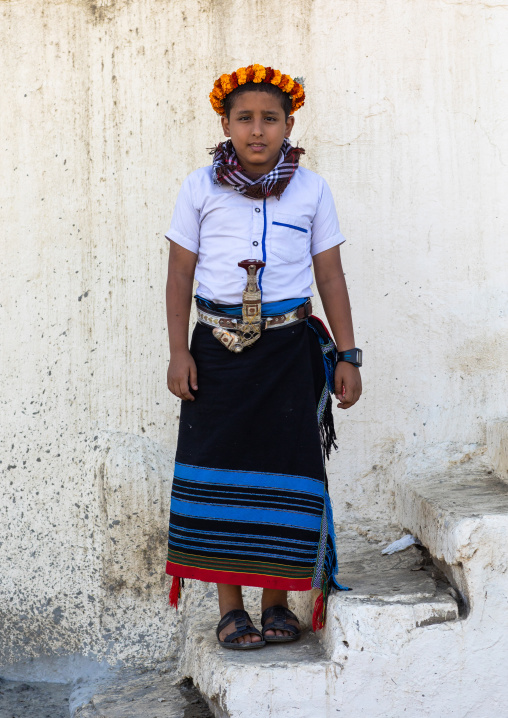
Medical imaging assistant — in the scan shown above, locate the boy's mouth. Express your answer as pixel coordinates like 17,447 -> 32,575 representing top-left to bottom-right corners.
248,143 -> 266,151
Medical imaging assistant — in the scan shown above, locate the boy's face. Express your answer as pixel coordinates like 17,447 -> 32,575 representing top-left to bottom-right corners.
221,91 -> 294,174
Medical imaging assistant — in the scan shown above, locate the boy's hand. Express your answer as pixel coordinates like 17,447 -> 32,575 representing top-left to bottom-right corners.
167,350 -> 198,401
334,362 -> 362,409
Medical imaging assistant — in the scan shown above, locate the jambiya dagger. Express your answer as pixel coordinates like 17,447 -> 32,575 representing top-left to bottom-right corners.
212,259 -> 265,353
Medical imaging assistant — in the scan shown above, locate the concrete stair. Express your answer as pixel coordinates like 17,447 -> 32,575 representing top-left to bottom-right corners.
394,459 -> 508,611
63,439 -> 508,717
176,450 -> 508,717
178,532 -> 460,718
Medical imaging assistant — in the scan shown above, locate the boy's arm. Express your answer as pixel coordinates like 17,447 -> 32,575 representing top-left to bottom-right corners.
166,240 -> 198,401
313,245 -> 362,409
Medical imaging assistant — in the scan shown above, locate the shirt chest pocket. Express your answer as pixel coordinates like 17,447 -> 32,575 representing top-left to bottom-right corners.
268,213 -> 310,264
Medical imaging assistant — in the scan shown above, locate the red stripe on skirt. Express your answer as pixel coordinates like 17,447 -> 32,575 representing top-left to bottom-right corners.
166,561 -> 312,592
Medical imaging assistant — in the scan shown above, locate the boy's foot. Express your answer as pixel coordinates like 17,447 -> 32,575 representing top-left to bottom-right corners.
261,605 -> 302,642
216,609 -> 265,648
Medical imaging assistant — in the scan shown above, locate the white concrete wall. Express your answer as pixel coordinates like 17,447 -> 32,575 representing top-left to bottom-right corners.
1,0 -> 507,668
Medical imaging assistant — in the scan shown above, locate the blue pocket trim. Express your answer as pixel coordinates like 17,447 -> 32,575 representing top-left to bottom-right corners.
272,221 -> 308,233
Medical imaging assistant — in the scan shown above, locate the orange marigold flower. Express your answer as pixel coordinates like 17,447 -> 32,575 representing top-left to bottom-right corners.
270,69 -> 282,86
209,65 -> 304,115
292,98 -> 305,114
278,74 -> 294,93
211,86 -> 224,101
209,94 -> 224,114
264,67 -> 275,83
252,63 -> 266,83
220,74 -> 233,94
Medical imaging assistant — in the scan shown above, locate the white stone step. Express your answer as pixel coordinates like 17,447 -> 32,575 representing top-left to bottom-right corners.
393,459 -> 508,609
180,609 -> 333,718
318,531 -> 459,660
178,529 -> 460,718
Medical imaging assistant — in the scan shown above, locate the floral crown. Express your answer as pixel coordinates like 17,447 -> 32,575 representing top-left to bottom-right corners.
209,64 -> 305,116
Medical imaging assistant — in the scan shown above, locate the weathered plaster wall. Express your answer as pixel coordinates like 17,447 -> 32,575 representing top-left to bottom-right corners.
1,0 -> 507,668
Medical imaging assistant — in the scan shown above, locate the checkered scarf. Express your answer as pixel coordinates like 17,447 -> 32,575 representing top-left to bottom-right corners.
210,138 -> 305,200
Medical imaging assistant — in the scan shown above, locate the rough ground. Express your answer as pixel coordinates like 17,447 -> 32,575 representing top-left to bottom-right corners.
0,675 -> 213,718
0,678 -> 72,718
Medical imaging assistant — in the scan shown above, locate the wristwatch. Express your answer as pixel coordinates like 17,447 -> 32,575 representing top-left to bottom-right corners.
336,348 -> 362,367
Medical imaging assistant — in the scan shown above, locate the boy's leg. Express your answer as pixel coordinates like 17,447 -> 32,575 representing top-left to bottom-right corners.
217,584 -> 262,644
261,589 -> 301,638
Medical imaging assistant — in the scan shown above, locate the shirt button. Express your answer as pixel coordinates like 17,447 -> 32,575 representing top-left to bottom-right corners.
255,207 -> 261,213
253,241 -> 259,246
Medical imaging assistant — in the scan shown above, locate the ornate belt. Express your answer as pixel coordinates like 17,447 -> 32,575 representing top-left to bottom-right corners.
197,300 -> 312,332
196,259 -> 312,353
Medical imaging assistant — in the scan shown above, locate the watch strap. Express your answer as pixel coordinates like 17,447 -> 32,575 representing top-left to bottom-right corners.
336,348 -> 362,367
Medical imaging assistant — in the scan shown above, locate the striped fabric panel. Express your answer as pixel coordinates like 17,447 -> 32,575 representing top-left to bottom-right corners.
167,462 -> 324,587
167,549 -> 313,579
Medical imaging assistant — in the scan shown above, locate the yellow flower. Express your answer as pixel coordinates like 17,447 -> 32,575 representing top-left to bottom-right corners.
278,74 -> 294,93
220,74 -> 233,94
236,67 -> 247,85
270,69 -> 282,86
252,64 -> 266,83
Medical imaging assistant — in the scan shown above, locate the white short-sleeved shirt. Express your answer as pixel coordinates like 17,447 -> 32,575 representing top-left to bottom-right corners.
165,165 -> 346,304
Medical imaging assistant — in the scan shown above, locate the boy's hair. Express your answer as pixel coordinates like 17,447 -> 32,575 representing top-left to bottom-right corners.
223,82 -> 292,120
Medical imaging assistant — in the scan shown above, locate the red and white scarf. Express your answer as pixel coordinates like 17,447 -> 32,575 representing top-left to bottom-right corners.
210,138 -> 305,200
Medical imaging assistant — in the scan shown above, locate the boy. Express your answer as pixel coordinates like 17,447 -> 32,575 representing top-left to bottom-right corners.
165,64 -> 362,649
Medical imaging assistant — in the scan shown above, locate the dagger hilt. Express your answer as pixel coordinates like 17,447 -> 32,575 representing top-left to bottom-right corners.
238,259 -> 265,293
212,259 -> 266,353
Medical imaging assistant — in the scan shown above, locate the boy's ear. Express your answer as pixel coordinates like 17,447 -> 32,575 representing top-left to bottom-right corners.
221,116 -> 231,137
284,115 -> 295,138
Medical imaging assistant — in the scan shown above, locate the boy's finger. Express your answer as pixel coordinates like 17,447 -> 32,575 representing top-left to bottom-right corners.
189,364 -> 198,391
168,378 -> 182,399
334,380 -> 345,401
339,384 -> 353,404
338,384 -> 362,408
179,378 -> 195,401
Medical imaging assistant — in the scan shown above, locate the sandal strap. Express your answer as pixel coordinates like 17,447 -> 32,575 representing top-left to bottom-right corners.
261,604 -> 298,626
216,609 -> 263,644
261,605 -> 300,635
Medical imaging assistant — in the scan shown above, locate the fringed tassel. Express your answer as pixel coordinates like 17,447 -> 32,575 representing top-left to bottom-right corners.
325,492 -> 351,591
319,394 -> 338,461
325,492 -> 339,578
312,591 -> 325,632
168,576 -> 182,609
312,576 -> 331,632
313,493 -> 352,632
322,347 -> 338,395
